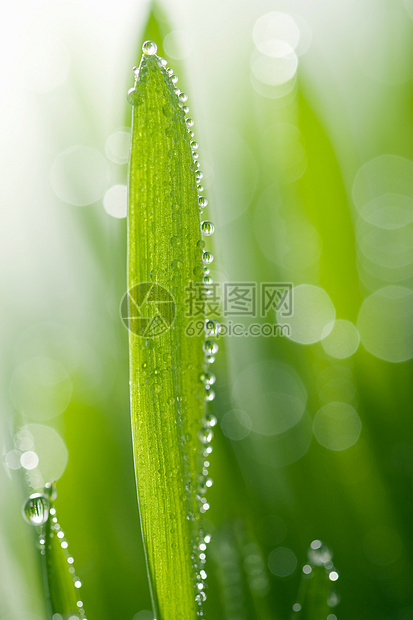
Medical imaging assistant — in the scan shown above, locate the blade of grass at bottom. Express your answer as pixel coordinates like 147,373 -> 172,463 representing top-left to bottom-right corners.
292,541 -> 340,619
23,486 -> 86,619
126,42 -> 208,620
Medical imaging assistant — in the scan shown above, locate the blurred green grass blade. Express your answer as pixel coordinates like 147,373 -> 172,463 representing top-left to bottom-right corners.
296,90 -> 360,318
23,487 -> 86,618
292,541 -> 339,620
44,511 -> 83,618
127,44 -> 206,620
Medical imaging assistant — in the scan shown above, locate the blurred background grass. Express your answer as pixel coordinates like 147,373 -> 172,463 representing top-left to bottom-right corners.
1,1 -> 413,619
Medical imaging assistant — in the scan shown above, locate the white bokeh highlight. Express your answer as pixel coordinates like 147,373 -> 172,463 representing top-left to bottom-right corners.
321,319 -> 360,359
357,286 -> 413,362
278,284 -> 335,345
313,402 -> 362,451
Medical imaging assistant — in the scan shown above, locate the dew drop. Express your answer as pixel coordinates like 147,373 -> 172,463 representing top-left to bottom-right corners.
74,580 -> 82,588
166,67 -> 173,76
171,259 -> 183,270
205,355 -> 215,364
202,477 -> 214,491
201,221 -> 214,236
142,40 -> 157,55
195,591 -> 207,603
202,251 -> 214,265
178,92 -> 188,102
308,541 -> 333,566
186,118 -> 194,128
328,592 -> 340,607
203,413 -> 217,427
127,88 -> 140,106
191,141 -> 199,150
192,152 -> 199,160
171,235 -> 181,247
203,275 -> 212,285
197,184 -> 204,192
198,428 -> 214,444
163,104 -> 174,119
195,171 -> 204,182
171,75 -> 178,84
23,494 -> 50,526
202,372 -> 216,386
159,58 -> 167,67
205,319 -> 221,336
198,196 -> 208,208
204,389 -> 215,402
182,105 -> 189,114
203,339 -> 219,355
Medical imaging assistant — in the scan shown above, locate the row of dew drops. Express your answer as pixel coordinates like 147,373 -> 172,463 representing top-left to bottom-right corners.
23,483 -> 87,620
137,40 -> 220,616
292,539 -> 340,619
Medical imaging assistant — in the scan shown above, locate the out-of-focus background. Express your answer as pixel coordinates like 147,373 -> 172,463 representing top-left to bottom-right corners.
1,1 -> 413,619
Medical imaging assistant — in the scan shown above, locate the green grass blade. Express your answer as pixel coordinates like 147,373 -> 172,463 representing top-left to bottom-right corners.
23,485 -> 86,619
292,540 -> 339,620
127,41 -> 213,620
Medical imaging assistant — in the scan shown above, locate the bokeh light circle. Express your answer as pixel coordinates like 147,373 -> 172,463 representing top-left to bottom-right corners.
163,30 -> 193,59
352,155 -> 413,229
22,424 -> 68,481
313,402 -> 362,451
321,319 -> 360,359
50,146 -> 110,206
278,284 -> 335,345
357,286 -> 413,362
103,184 -> 127,219
221,409 -> 252,441
105,129 -> 130,164
9,357 -> 72,421
268,547 -> 297,577
251,50 -> 298,87
253,12 -> 300,58
232,360 -> 307,436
